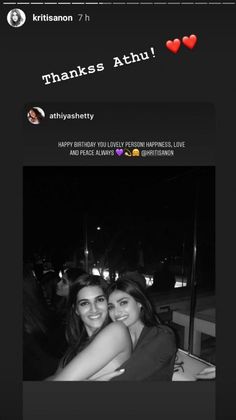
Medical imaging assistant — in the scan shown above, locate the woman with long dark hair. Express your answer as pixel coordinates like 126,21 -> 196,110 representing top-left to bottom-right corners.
107,278 -> 176,381
27,107 -> 44,125
62,274 -> 109,366
49,274 -> 132,381
8,9 -> 25,27
50,275 -> 176,381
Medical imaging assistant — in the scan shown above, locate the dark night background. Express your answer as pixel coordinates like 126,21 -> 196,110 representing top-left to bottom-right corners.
24,166 -> 215,290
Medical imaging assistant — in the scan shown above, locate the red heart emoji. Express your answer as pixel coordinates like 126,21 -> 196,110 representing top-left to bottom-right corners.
166,38 -> 181,54
182,34 -> 197,50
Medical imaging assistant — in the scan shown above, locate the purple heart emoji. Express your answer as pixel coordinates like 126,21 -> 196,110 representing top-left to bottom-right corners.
116,148 -> 123,156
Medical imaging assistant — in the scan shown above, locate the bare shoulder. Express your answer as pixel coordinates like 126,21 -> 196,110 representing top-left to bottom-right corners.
90,321 -> 131,354
96,322 -> 131,346
103,321 -> 129,337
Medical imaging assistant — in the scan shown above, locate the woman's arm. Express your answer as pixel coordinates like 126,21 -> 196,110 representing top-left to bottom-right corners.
90,368 -> 125,381
51,322 -> 131,381
111,325 -> 176,381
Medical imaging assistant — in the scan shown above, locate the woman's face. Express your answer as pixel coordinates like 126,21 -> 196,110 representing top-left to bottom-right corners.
56,273 -> 70,297
12,12 -> 19,23
29,110 -> 37,119
108,290 -> 142,329
76,285 -> 108,336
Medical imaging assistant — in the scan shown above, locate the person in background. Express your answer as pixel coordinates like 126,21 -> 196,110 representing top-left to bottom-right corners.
39,270 -> 68,358
120,270 -> 147,289
56,267 -> 86,299
40,270 -> 60,312
23,265 -> 59,380
152,259 -> 176,292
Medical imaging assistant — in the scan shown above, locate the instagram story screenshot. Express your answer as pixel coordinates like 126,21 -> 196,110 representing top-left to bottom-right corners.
1,2 -> 236,420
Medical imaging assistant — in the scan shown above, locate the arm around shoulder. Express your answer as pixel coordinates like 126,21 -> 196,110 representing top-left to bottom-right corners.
110,325 -> 176,381
52,321 -> 131,381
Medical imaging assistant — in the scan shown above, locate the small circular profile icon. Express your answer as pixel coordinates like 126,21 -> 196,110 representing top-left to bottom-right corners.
27,107 -> 45,125
7,9 -> 26,28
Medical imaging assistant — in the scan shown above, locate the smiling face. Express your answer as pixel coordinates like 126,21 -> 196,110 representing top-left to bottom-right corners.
108,290 -> 142,330
76,285 -> 108,336
12,13 -> 19,22
29,109 -> 37,119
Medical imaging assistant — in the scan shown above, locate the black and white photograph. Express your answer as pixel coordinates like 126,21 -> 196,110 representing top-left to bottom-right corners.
7,8 -> 26,28
23,165 -> 215,382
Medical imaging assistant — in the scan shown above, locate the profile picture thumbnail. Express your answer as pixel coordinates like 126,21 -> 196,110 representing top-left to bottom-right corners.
7,9 -> 26,28
27,107 -> 45,125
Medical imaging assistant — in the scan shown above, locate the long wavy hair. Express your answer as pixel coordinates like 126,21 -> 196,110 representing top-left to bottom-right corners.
28,107 -> 44,123
62,274 -> 109,367
106,278 -> 161,327
9,9 -> 23,27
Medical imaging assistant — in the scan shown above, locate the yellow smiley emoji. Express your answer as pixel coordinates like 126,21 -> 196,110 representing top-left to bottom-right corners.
132,148 -> 140,157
